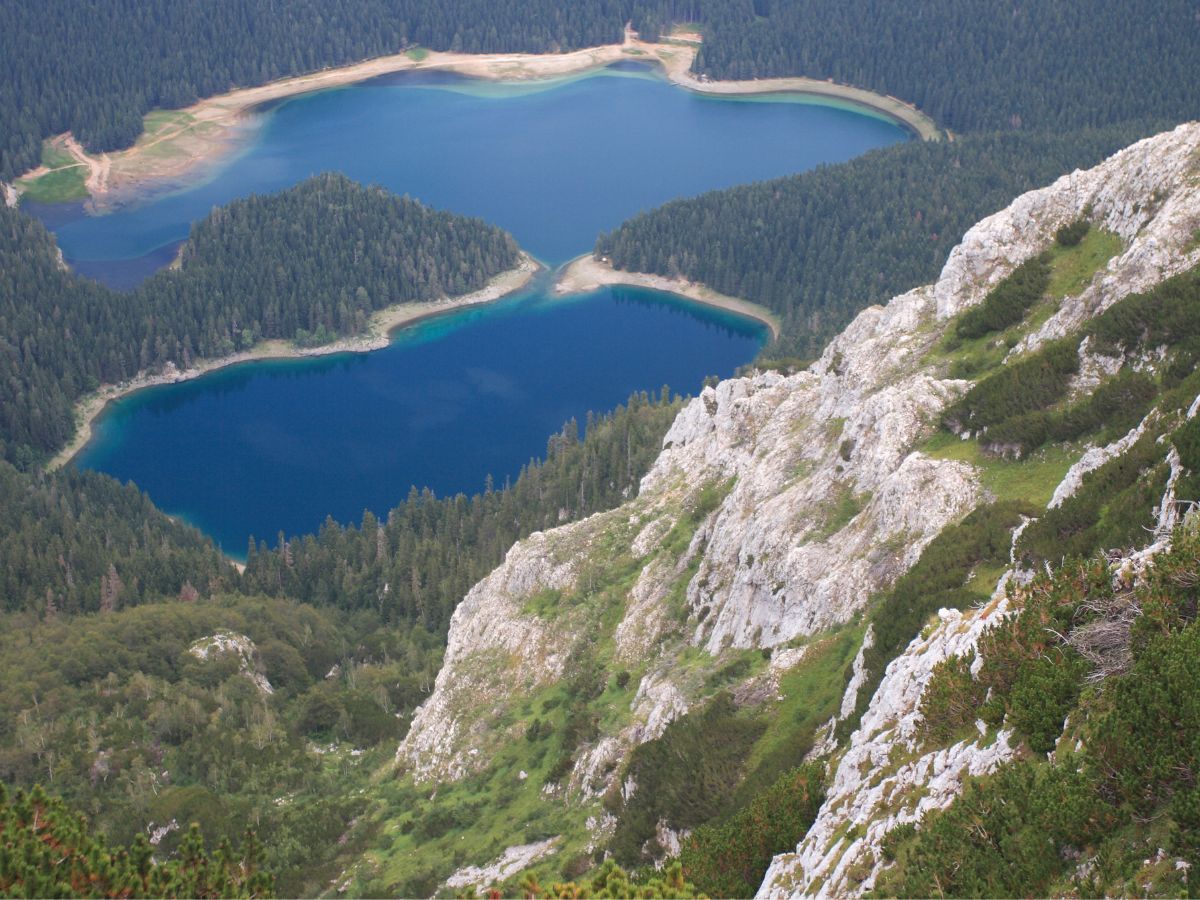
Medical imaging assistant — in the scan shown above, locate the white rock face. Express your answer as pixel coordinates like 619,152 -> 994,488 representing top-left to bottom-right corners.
758,586 -> 1018,898
569,671 -> 690,799
839,624 -> 875,720
1156,447 -> 1186,535
397,282 -> 979,782
399,529 -> 583,782
654,819 -> 689,863
1049,413 -> 1153,509
761,469 -> 1193,898
933,122 -> 1200,336
756,123 -> 1200,899
1070,337 -> 1125,399
647,289 -> 981,651
443,837 -> 560,891
395,122 -> 1200,887
188,631 -> 273,694
398,279 -> 984,782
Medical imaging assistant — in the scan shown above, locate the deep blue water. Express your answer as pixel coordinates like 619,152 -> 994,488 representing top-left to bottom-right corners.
78,285 -> 765,554
56,66 -> 906,554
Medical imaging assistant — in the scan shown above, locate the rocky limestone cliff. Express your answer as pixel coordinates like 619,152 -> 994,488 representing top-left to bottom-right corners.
934,124 -> 1200,334
758,589 -> 1019,898
397,273 -> 982,787
394,123 -> 1200,891
757,123 -> 1200,897
757,406 -> 1197,897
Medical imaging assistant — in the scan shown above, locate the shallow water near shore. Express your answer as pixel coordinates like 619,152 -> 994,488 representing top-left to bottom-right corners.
57,65 -> 905,552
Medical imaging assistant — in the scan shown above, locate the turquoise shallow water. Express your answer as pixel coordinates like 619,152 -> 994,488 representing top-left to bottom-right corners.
54,64 -> 906,554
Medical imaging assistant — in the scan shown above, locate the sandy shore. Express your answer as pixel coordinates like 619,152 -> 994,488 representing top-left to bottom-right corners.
555,254 -> 780,340
15,34 -> 938,205
47,253 -> 540,470
668,68 -> 940,140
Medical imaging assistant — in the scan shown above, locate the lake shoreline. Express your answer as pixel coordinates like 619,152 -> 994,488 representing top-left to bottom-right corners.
14,35 -> 938,207
554,254 -> 781,341
47,253 -> 541,471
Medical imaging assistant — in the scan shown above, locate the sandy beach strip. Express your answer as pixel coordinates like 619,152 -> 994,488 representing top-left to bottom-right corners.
46,253 -> 540,471
667,69 -> 940,140
554,254 -> 781,340
15,36 -> 939,204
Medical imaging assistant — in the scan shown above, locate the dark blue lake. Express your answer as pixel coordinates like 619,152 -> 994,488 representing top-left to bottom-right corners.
55,65 -> 906,554
78,285 -> 765,554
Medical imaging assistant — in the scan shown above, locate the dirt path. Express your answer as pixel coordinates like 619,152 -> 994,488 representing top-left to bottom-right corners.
63,135 -> 110,195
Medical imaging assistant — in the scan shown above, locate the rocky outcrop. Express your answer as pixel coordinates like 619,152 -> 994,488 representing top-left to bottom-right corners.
758,585 -> 1019,898
397,280 -> 981,783
395,122 -> 1200,890
934,122 -> 1200,334
188,631 -> 273,694
399,528 -> 585,782
443,838 -> 560,892
758,417 -> 1197,897
568,670 -> 692,799
655,355 -> 980,650
838,624 -> 875,720
1049,413 -> 1153,509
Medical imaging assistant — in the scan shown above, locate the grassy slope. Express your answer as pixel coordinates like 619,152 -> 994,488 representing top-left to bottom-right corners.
16,143 -> 87,203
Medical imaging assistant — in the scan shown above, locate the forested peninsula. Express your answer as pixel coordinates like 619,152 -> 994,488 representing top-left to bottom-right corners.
597,124 -> 1162,359
1,173 -> 528,470
585,2 -> 1200,360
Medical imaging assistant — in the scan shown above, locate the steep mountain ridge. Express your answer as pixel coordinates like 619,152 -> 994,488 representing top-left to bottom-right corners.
388,122 -> 1200,894
933,123 -> 1200,342
768,433 -> 1199,895
759,581 -> 1021,897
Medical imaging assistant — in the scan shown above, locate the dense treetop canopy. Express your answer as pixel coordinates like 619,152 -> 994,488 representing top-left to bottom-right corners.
693,0 -> 1200,134
0,782 -> 273,898
0,173 -> 517,467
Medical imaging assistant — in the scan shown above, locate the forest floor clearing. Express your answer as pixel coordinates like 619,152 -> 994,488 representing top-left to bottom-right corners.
62,135 -> 110,195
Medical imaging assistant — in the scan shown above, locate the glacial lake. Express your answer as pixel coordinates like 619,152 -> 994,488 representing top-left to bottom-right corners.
45,63 -> 906,554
